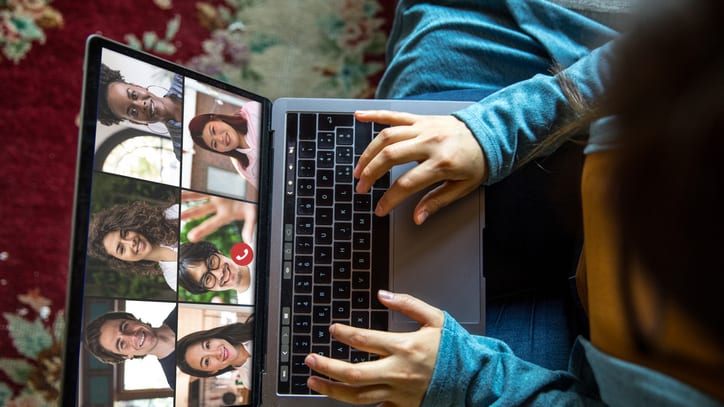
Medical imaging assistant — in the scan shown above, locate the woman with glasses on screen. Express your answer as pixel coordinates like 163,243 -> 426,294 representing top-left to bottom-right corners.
177,240 -> 252,296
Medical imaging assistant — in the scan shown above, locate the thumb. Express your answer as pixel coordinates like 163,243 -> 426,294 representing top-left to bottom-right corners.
414,180 -> 480,225
377,291 -> 445,328
241,219 -> 255,244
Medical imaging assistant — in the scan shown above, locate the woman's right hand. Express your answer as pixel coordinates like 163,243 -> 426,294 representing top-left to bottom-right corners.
354,110 -> 488,225
305,291 -> 445,407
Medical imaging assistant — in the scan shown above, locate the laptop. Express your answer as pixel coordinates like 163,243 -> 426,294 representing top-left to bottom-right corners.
62,35 -> 485,407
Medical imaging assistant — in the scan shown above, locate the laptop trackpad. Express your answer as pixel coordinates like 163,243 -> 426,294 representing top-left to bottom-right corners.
388,164 -> 485,334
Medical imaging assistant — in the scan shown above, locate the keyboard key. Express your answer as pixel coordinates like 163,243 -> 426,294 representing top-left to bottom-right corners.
352,291 -> 370,309
351,311 -> 369,328
317,169 -> 334,187
315,227 -> 332,245
334,223 -> 352,240
336,146 -> 353,163
294,296 -> 312,314
299,141 -> 316,158
336,127 -> 354,145
333,261 -> 351,279
295,256 -> 312,273
292,335 -> 311,353
351,351 -> 370,364
296,218 -> 313,235
352,271 -> 370,289
292,355 -> 310,374
335,203 -> 352,220
353,232 -> 370,250
312,326 -> 330,344
318,151 -> 335,168
318,132 -> 334,149
316,189 -> 333,206
298,160 -> 315,177
293,315 -> 311,333
354,120 -> 372,155
353,252 -> 370,270
297,179 -> 315,196
354,194 -> 371,211
335,165 -> 353,183
333,301 -> 350,319
316,207 -> 333,225
319,114 -> 353,130
314,246 -> 332,264
314,266 -> 332,284
333,242 -> 351,260
313,305 -> 331,324
294,275 -> 312,293
297,198 -> 314,215
331,341 -> 350,359
314,285 -> 331,303
291,375 -> 310,394
333,281 -> 351,299
335,185 -> 353,202
295,236 -> 313,254
300,113 -> 316,139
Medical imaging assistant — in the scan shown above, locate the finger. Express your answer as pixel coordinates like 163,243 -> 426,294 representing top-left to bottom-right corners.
186,216 -> 227,242
413,180 -> 481,225
373,160 -> 447,217
327,323 -> 398,357
354,110 -> 419,126
305,353 -> 393,386
180,202 -> 215,221
377,290 -> 445,328
306,375 -> 390,406
354,126 -> 421,190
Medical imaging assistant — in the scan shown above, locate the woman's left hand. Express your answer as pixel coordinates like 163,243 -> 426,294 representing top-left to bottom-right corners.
305,291 -> 444,407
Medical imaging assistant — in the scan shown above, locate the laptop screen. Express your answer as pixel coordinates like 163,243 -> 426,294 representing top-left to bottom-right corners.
63,36 -> 271,407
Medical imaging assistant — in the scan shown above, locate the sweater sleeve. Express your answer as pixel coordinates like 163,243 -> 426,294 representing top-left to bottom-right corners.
421,312 -> 604,407
454,40 -> 617,185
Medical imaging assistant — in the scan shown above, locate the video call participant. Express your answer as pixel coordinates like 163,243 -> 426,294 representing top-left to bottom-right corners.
180,190 -> 258,244
188,102 -> 261,189
178,241 -> 252,297
88,201 -> 179,291
83,306 -> 178,389
176,318 -> 254,379
97,63 -> 184,160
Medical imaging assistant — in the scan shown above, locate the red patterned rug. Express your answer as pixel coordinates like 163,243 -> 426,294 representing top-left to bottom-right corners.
0,1 -> 391,404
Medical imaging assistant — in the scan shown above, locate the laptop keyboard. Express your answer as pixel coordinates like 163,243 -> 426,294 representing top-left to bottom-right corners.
278,112 -> 390,395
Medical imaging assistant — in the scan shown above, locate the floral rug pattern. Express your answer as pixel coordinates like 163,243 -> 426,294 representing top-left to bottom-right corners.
0,0 -> 389,405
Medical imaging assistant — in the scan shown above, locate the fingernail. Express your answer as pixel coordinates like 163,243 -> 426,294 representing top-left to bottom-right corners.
416,210 -> 428,225
328,324 -> 336,336
305,354 -> 316,368
375,203 -> 384,216
379,290 -> 394,300
307,376 -> 319,391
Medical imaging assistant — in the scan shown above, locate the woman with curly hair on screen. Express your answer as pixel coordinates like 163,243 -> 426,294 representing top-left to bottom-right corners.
176,317 -> 255,379
88,200 -> 179,291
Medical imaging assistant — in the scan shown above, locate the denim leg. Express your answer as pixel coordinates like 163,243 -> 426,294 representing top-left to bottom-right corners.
377,0 -> 617,99
486,291 -> 575,371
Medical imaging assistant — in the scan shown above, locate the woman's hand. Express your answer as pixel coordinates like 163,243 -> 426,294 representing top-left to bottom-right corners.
180,190 -> 257,243
305,291 -> 445,407
354,110 -> 488,225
